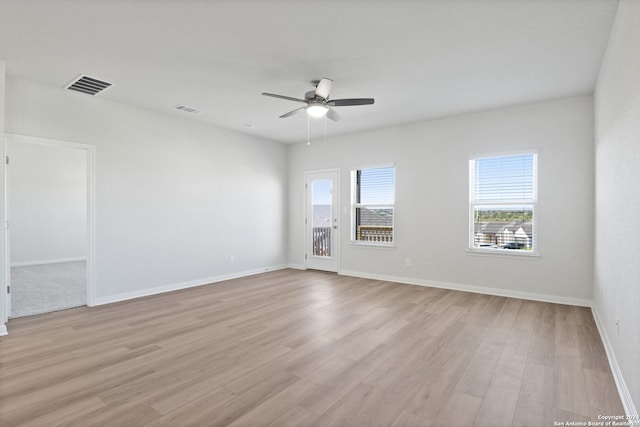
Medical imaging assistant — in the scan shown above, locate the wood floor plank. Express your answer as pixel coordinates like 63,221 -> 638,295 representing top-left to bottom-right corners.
454,339 -> 505,398
574,308 -> 611,373
18,397 -> 106,427
406,321 -> 487,420
526,303 -> 556,367
552,305 -> 595,420
179,370 -> 299,427
298,346 -> 393,415
433,391 -> 482,427
97,349 -> 232,407
308,382 -> 379,427
141,387 -> 237,427
512,362 -> 555,427
318,381 -> 416,427
230,343 -> 392,426
471,323 -> 532,426
226,355 -> 354,426
0,269 -> 625,426
1,345 -> 152,399
64,401 -> 162,427
265,405 -> 319,427
0,365 -> 156,425
583,368 -> 626,419
391,410 -> 434,427
555,339 -> 591,416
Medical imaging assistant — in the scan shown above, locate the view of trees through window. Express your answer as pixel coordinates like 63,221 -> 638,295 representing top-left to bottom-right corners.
473,208 -> 533,222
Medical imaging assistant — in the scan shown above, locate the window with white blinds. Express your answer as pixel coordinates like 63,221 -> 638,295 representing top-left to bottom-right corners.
351,166 -> 395,244
469,153 -> 537,253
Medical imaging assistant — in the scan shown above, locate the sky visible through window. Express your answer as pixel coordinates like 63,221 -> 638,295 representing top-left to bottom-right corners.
312,167 -> 396,206
312,179 -> 332,205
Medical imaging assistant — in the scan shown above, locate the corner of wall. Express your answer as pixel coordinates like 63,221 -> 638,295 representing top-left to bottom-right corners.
0,59 -> 7,329
592,0 -> 640,420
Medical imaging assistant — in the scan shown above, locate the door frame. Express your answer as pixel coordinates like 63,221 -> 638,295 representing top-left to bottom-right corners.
4,134 -> 97,321
304,168 -> 340,272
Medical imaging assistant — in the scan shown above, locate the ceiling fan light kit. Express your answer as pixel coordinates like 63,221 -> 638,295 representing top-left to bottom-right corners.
306,104 -> 329,117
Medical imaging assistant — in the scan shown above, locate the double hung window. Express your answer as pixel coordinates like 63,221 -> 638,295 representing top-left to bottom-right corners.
351,166 -> 395,245
469,153 -> 537,253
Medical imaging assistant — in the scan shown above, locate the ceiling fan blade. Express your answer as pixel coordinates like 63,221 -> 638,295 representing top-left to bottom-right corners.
315,78 -> 333,99
262,92 -> 308,103
328,98 -> 375,106
326,107 -> 342,122
279,107 -> 306,118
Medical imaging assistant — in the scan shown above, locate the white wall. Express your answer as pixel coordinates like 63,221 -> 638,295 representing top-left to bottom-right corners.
8,140 -> 87,265
594,0 -> 640,416
0,59 -> 6,331
5,77 -> 288,302
289,96 -> 594,303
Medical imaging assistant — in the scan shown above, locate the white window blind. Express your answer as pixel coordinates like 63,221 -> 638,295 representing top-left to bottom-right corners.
470,153 -> 537,253
352,166 -> 395,244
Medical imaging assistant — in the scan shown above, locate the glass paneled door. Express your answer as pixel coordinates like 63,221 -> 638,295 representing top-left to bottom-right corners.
305,170 -> 339,272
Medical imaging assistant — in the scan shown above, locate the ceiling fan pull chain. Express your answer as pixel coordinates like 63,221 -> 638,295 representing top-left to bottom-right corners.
307,113 -> 311,146
324,115 -> 327,143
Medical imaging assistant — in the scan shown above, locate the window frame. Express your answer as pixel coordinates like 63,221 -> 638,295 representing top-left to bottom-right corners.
468,151 -> 539,257
350,165 -> 396,247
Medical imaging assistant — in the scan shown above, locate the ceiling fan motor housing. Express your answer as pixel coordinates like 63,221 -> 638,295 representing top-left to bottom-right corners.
305,90 -> 322,101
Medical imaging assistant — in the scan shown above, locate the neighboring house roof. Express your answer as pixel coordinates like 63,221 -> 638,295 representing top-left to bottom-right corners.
477,221 -> 513,235
507,222 -> 533,236
474,221 -> 533,238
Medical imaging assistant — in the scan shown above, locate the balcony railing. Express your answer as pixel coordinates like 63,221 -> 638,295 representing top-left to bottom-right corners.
313,225 -> 393,256
357,225 -> 393,243
312,227 -> 332,256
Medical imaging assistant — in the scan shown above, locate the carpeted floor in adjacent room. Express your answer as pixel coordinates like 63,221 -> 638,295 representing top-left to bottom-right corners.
10,261 -> 86,318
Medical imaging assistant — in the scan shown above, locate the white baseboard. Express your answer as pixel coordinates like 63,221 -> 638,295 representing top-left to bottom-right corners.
338,269 -> 592,307
287,263 -> 305,270
592,305 -> 639,424
93,264 -> 288,306
11,257 -> 87,268
0,324 -> 7,336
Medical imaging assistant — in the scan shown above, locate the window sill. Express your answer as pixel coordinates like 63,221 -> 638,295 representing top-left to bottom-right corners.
466,248 -> 540,260
349,241 -> 396,249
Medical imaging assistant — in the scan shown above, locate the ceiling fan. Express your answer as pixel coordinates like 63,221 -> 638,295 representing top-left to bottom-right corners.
262,78 -> 374,122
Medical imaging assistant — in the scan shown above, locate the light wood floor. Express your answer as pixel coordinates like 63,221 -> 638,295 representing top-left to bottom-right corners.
0,269 -> 624,426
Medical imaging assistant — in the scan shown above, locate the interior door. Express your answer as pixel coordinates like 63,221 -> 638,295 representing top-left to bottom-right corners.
305,170 -> 339,272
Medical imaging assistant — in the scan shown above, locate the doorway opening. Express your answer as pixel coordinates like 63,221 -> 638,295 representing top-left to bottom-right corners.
4,134 -> 95,319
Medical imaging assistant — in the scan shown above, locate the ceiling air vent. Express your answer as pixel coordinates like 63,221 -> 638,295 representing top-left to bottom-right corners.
173,105 -> 205,115
66,75 -> 112,96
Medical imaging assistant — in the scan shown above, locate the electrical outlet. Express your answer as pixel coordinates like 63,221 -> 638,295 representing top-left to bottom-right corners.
229,254 -> 235,263
405,258 -> 412,266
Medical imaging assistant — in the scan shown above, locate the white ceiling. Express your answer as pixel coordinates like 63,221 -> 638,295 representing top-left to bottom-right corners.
0,0 -> 618,144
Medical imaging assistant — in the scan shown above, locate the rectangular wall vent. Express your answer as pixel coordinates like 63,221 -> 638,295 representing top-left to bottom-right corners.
173,105 -> 205,114
66,75 -> 112,95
